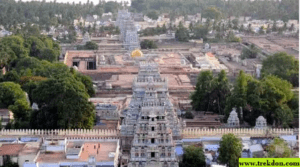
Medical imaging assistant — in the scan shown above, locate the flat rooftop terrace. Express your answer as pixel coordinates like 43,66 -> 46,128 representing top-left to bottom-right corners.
36,141 -> 117,163
247,37 -> 299,59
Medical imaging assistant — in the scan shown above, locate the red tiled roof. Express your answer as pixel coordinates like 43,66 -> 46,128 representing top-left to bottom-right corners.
206,52 -> 215,57
0,144 -> 26,156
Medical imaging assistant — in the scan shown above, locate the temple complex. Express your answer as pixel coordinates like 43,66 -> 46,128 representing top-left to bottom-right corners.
120,62 -> 185,167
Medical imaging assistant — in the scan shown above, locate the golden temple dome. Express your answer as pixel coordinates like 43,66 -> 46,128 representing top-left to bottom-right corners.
131,49 -> 143,58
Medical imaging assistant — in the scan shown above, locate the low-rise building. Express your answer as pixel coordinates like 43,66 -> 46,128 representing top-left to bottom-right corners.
25,140 -> 120,167
249,144 -> 264,158
0,109 -> 14,128
0,144 -> 26,166
95,103 -> 119,121
194,52 -> 228,72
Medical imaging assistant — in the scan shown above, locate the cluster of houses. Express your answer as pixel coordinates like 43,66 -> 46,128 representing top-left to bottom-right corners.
0,136 -> 120,167
0,134 -> 296,167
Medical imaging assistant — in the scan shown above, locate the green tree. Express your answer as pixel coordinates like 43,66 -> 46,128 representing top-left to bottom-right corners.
0,50 -> 14,69
282,22 -> 287,32
272,20 -> 277,32
146,10 -> 159,20
0,35 -> 27,58
247,23 -> 253,34
289,23 -> 295,32
202,7 -> 222,21
180,145 -> 206,167
3,70 -> 20,83
74,73 -> 96,97
15,56 -> 43,72
259,26 -> 265,34
39,48 -> 58,62
84,41 -> 98,50
260,75 -> 294,127
49,17 -> 58,27
31,77 -> 95,129
226,31 -> 241,42
0,82 -> 30,121
266,138 -> 292,158
140,40 -> 158,49
241,44 -> 260,59
191,71 -> 214,111
239,24 -> 244,32
225,71 -> 251,121
232,19 -> 239,30
192,25 -> 208,40
210,70 -> 231,115
243,79 -> 264,126
162,24 -> 167,33
218,133 -> 242,167
261,52 -> 299,87
189,22 -> 193,31
175,22 -> 189,42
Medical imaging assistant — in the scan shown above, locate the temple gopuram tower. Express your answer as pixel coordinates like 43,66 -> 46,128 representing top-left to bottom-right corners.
116,9 -> 140,51
120,62 -> 182,167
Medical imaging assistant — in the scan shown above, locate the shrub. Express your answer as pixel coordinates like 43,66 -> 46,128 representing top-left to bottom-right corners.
185,111 -> 194,119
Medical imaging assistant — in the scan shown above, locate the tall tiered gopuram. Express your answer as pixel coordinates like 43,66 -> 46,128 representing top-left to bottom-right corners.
116,10 -> 140,51
120,62 -> 183,167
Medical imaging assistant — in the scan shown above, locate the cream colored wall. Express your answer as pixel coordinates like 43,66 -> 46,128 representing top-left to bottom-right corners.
11,156 -> 18,163
18,154 -> 37,167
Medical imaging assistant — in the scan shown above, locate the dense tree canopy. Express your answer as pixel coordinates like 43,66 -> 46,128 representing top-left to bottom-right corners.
0,35 -> 96,129
191,71 -> 214,111
0,82 -> 30,121
224,70 -> 295,127
84,41 -> 99,50
179,145 -> 206,167
218,133 -> 242,167
0,0 -> 123,31
146,10 -> 159,20
175,22 -> 190,42
261,52 -> 299,87
191,63 -> 297,128
241,44 -> 260,59
266,138 -> 292,158
140,40 -> 158,49
130,0 -> 298,21
191,70 -> 230,115
202,7 -> 222,21
139,24 -> 167,37
0,35 -> 60,70
30,77 -> 95,129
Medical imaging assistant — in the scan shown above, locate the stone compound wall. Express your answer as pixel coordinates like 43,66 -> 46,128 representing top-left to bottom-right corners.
182,128 -> 296,138
0,129 -> 119,137
0,128 -> 297,138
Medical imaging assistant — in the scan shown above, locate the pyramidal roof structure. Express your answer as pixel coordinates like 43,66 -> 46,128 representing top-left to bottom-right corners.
120,62 -> 184,167
116,9 -> 140,51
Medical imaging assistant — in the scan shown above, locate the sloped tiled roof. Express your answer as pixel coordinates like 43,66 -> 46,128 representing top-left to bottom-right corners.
0,144 -> 26,156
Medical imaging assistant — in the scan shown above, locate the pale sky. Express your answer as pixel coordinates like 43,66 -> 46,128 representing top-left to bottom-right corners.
19,0 -> 131,5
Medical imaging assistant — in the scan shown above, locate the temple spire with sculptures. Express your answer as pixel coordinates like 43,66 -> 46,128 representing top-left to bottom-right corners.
120,62 -> 184,167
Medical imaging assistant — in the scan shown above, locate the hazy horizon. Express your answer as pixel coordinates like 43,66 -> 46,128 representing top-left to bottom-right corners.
18,0 -> 131,5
